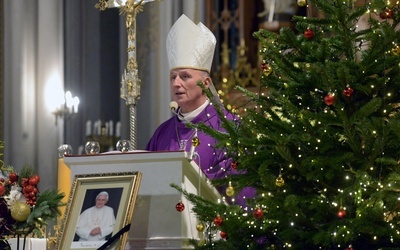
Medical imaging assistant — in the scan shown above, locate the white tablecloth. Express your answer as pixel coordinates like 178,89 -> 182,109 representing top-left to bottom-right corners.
8,238 -> 47,250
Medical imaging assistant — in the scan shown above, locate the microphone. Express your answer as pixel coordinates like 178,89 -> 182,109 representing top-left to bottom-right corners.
170,101 -> 178,113
187,128 -> 198,161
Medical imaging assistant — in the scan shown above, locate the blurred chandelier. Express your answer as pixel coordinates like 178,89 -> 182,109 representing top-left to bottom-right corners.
52,91 -> 80,125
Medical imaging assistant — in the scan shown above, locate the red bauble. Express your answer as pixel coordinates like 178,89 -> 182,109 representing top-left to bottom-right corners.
253,208 -> 264,219
380,8 -> 393,19
324,94 -> 335,106
32,175 -> 40,184
24,185 -> 34,193
8,173 -> 18,183
214,216 -> 223,226
21,178 -> 29,187
175,202 -> 185,212
343,87 -> 354,97
338,208 -> 347,218
260,63 -> 268,71
304,29 -> 314,39
260,63 -> 273,76
28,178 -> 38,186
231,161 -> 238,169
220,231 -> 227,239
0,185 -> 5,196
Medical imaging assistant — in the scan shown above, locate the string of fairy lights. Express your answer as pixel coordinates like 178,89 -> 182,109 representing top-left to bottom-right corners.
183,0 -> 400,248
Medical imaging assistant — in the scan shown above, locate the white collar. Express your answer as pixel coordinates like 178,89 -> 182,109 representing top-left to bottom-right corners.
178,99 -> 210,122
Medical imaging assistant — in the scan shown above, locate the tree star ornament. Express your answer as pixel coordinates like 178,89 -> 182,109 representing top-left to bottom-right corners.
175,201 -> 185,212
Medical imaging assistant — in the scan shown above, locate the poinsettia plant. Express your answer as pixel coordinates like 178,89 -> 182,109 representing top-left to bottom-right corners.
0,141 -> 65,247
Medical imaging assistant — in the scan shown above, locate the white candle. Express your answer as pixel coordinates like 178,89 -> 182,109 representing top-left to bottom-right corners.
105,122 -> 109,136
116,121 -> 121,137
97,120 -> 101,135
86,120 -> 92,136
109,120 -> 114,136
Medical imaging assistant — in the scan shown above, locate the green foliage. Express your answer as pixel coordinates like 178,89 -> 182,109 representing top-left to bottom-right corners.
171,0 -> 400,249
14,189 -> 65,237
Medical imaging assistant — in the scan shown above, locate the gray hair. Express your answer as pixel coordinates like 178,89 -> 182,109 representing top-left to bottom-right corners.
199,70 -> 222,107
96,191 -> 109,201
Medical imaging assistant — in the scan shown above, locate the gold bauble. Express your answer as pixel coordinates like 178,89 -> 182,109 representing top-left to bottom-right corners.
262,64 -> 273,76
275,175 -> 285,187
297,0 -> 307,7
11,202 -> 31,222
192,137 -> 200,147
196,222 -> 205,232
225,185 -> 235,197
392,45 -> 400,56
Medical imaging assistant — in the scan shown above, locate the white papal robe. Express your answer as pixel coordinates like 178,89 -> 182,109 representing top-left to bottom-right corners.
75,205 -> 116,241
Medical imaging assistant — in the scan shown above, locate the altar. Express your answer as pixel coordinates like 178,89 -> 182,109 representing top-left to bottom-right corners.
60,151 -> 221,249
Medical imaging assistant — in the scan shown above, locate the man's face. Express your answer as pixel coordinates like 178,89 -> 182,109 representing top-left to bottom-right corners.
170,68 -> 209,113
95,194 -> 108,208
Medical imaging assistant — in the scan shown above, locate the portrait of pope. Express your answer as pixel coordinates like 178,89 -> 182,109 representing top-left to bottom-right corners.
74,188 -> 122,242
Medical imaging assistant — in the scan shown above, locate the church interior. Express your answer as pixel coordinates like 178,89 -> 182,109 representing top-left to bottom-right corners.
2,0 -> 295,197
0,0 -> 328,249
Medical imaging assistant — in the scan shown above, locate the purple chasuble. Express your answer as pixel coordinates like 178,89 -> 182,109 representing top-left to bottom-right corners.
146,104 -> 232,179
146,104 -> 256,207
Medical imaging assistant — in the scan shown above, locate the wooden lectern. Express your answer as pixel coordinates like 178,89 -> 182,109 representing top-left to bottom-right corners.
62,151 -> 221,249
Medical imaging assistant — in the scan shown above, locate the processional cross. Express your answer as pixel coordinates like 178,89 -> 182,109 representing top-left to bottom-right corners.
95,0 -> 159,149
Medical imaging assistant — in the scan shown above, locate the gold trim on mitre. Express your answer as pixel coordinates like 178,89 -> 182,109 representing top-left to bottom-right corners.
167,14 -> 216,73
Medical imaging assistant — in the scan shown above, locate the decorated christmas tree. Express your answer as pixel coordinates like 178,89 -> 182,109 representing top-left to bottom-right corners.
172,0 -> 400,249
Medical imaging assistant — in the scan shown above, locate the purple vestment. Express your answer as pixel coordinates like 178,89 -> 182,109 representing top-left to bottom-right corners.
146,103 -> 256,207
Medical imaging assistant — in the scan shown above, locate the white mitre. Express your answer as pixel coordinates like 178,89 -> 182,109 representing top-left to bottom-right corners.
167,14 -> 216,73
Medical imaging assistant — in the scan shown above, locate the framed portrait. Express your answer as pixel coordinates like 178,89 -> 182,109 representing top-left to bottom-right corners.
57,171 -> 142,250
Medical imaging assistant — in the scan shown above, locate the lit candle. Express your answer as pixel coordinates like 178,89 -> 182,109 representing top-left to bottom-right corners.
73,96 -> 80,113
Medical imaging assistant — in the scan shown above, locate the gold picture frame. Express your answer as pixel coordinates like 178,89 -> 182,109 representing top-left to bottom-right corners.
56,172 -> 142,250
